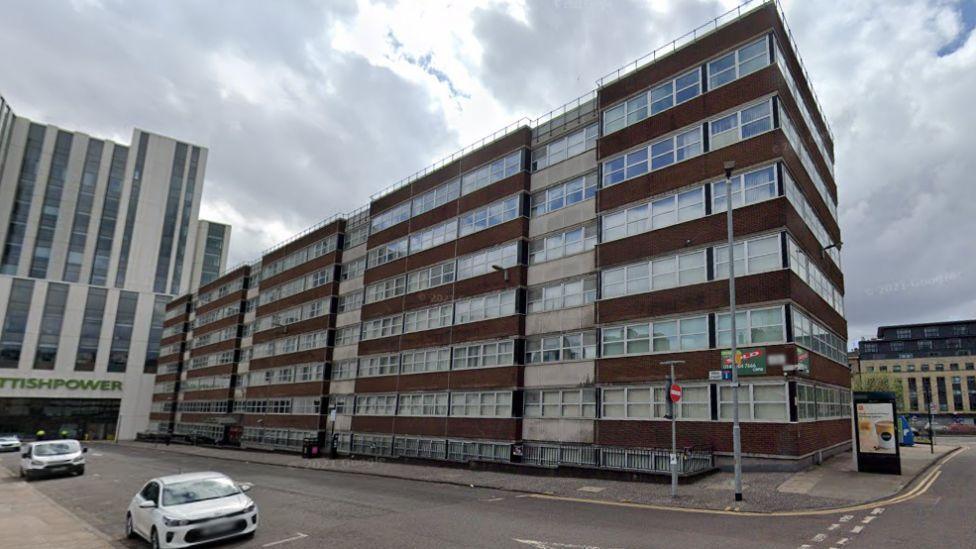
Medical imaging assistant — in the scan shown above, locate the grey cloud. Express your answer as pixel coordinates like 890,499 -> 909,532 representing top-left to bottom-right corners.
0,0 -> 456,264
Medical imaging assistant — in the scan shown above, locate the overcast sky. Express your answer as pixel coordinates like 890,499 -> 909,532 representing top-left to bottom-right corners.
1,0 -> 974,346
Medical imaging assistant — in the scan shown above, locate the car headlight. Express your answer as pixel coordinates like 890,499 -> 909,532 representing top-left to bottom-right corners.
30,460 -> 45,467
163,516 -> 190,527
244,503 -> 256,514
72,456 -> 85,463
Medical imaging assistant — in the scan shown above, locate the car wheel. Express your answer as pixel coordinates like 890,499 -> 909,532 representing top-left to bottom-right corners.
151,527 -> 161,549
125,513 -> 136,539
18,467 -> 24,478
75,465 -> 85,476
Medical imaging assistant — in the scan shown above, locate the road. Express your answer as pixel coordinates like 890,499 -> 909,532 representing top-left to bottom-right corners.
2,439 -> 973,549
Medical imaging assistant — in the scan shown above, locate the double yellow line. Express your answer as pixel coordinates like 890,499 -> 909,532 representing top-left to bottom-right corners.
527,446 -> 965,517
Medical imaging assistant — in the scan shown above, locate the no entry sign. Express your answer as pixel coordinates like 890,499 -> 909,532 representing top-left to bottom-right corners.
670,384 -> 682,403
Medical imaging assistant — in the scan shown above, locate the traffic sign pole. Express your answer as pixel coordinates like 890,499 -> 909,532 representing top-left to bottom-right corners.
662,360 -> 685,499
724,161 -> 744,503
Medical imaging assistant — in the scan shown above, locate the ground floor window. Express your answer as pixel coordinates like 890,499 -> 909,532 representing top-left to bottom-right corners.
0,397 -> 119,439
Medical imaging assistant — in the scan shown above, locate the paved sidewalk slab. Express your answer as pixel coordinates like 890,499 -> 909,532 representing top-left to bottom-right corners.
109,440 -> 957,513
0,465 -> 112,549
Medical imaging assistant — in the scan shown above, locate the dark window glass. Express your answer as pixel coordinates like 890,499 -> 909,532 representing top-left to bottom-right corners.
953,376 -> 963,410
936,377 -> 948,412
33,283 -> 69,370
200,223 -> 226,286
108,291 -> 139,372
114,133 -> 149,288
922,377 -> 932,409
170,147 -> 200,294
1,124 -> 46,273
63,139 -> 104,282
908,378 -> 918,411
968,377 -> 976,410
0,279 -> 35,368
76,287 -> 108,371
152,144 -> 188,293
89,145 -> 129,285
143,296 -> 169,373
29,131 -> 73,278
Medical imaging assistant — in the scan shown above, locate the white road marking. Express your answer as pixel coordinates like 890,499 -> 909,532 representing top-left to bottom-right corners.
850,526 -> 864,534
836,538 -> 849,546
513,539 -> 620,549
481,497 -> 504,502
827,524 -> 839,531
861,516 -> 876,524
811,533 -> 827,542
839,515 -> 854,523
871,507 -> 885,515
91,452 -> 103,457
262,533 -> 309,547
799,545 -> 812,548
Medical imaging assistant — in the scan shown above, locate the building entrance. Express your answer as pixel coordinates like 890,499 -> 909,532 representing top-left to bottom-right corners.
0,398 -> 120,440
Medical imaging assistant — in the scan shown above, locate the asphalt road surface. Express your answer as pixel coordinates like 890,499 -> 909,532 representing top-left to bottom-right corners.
2,439 -> 973,549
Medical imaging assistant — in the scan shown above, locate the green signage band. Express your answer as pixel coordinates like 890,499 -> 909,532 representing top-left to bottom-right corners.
720,347 -> 767,375
0,377 -> 123,391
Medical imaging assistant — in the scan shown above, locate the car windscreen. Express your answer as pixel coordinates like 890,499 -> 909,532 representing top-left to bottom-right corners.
32,441 -> 80,456
162,478 -> 240,506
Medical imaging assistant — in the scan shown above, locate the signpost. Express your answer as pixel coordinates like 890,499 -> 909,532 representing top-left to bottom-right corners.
928,402 -> 937,454
661,360 -> 685,499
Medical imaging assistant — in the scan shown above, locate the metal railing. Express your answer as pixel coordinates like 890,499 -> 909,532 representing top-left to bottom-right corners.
531,90 -> 598,140
522,443 -> 714,476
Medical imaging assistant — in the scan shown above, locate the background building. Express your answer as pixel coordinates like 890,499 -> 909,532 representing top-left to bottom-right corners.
153,1 -> 848,470
855,320 -> 976,418
0,95 -> 230,440
190,220 -> 231,289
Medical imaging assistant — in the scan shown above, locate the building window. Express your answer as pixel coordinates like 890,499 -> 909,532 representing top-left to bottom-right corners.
603,68 -> 701,135
355,394 -> 397,416
367,238 -> 408,268
337,291 -> 364,313
714,234 -> 782,279
923,326 -> 940,337
412,179 -> 459,216
361,315 -> 403,341
398,393 -> 449,416
908,378 -> 919,411
719,382 -> 788,421
365,276 -> 406,304
340,257 -> 366,280
717,306 -> 785,348
527,275 -> 597,313
108,291 -> 139,372
143,296 -> 169,373
454,290 -> 517,324
452,340 -> 514,370
601,386 -> 665,419
403,304 -> 453,333
602,249 -> 707,299
529,223 -> 598,264
359,354 -> 399,377
601,315 -> 708,357
31,283 -> 69,370
460,150 -> 522,196
525,331 -> 598,364
76,288 -> 107,370
450,391 -> 512,418
530,173 -> 597,217
335,324 -> 360,346
458,195 -> 520,237
409,218 -> 457,254
937,377 -> 949,412
331,359 -> 358,380
407,261 -> 456,293
456,241 -> 518,280
601,187 -> 705,242
1,124 -> 46,275
371,202 -> 410,233
63,140 -> 105,282
953,376 -> 964,410
602,127 -> 703,187
400,347 -> 451,374
711,164 -> 777,213
89,145 -> 129,285
343,222 -> 369,250
707,37 -> 769,90
524,388 -> 597,418
895,328 -> 912,339
531,124 -> 598,170
708,99 -> 773,150
968,377 -> 976,410
30,131 -> 73,279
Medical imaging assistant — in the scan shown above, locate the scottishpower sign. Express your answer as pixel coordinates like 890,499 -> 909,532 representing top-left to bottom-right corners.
0,377 -> 123,392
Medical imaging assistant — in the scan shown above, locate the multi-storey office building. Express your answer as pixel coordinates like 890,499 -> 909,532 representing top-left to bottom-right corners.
855,320 -> 976,418
190,220 -> 231,289
0,93 -> 230,439
152,1 -> 849,469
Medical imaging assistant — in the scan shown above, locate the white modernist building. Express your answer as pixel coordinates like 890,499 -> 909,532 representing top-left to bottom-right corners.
0,93 -> 229,439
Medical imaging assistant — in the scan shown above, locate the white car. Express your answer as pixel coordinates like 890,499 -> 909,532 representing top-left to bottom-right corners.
0,434 -> 21,452
125,472 -> 258,548
19,439 -> 87,479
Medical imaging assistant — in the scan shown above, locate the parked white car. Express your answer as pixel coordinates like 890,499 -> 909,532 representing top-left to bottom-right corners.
125,472 -> 258,548
0,434 -> 21,452
19,439 -> 86,479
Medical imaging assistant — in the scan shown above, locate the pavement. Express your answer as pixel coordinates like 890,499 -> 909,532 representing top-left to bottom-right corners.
108,439 -> 957,513
0,457 -> 112,549
0,439 -> 972,549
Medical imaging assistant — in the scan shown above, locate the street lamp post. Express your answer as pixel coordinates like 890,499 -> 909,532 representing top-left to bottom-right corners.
723,160 -> 743,503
